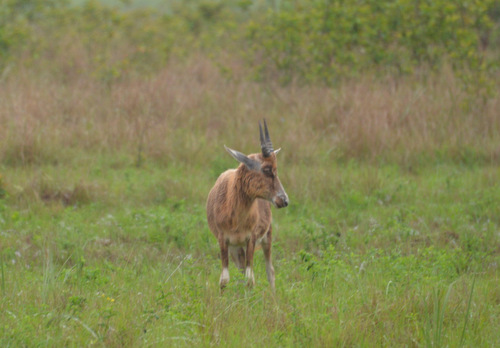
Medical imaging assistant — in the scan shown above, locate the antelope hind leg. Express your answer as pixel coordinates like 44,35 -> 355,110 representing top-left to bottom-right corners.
262,227 -> 275,290
229,246 -> 246,273
245,238 -> 256,288
218,236 -> 230,289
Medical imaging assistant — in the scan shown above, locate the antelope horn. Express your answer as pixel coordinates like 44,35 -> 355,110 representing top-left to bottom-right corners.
259,119 -> 274,157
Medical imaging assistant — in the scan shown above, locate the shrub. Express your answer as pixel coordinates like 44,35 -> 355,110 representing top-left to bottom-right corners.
246,0 -> 499,84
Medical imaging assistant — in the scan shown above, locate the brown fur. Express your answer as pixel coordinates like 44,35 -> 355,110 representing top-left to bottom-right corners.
206,152 -> 288,289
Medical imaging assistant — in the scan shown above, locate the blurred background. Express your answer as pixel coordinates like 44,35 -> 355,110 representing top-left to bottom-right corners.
1,0 -> 499,170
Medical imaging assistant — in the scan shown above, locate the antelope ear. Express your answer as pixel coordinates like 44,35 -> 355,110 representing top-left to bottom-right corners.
224,145 -> 261,171
274,148 -> 281,155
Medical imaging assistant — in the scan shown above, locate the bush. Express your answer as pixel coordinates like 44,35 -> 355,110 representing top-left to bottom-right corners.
246,0 -> 499,84
2,1 -> 498,85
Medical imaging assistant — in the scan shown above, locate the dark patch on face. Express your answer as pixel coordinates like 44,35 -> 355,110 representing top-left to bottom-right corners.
262,165 -> 273,177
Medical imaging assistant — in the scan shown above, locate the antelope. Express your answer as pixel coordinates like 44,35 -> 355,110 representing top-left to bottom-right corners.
206,120 -> 289,290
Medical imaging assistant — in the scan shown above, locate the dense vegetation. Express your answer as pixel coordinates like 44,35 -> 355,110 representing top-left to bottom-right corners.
2,0 -> 500,84
1,0 -> 499,346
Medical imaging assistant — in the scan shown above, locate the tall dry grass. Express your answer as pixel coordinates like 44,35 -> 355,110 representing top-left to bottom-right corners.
1,57 -> 499,169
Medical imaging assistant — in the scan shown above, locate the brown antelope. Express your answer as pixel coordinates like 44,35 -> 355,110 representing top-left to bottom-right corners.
206,120 -> 289,290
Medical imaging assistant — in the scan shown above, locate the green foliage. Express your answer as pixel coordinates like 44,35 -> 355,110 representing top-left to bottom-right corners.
247,0 -> 499,85
0,0 -> 65,66
1,0 -> 498,86
0,0 -> 255,82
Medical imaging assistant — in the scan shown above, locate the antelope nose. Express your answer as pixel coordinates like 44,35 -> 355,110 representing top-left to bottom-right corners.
283,197 -> 289,207
281,194 -> 289,208
273,192 -> 289,208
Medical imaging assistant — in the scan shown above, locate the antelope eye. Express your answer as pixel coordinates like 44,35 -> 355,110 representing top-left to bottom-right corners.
262,167 -> 273,177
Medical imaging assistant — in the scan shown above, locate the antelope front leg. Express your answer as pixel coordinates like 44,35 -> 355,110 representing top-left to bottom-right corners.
262,227 -> 275,290
245,237 -> 256,288
218,236 -> 230,289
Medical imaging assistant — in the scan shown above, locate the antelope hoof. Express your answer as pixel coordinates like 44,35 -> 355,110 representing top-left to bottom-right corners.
245,267 -> 255,288
266,264 -> 275,289
268,276 -> 275,290
220,268 -> 230,289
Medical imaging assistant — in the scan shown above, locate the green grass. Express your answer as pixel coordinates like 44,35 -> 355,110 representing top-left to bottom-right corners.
1,159 -> 498,346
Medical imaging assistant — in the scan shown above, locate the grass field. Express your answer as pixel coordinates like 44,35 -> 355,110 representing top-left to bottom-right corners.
1,159 -> 499,346
1,53 -> 500,346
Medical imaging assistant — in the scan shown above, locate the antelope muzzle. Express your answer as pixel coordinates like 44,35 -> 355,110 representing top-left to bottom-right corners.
273,181 -> 289,208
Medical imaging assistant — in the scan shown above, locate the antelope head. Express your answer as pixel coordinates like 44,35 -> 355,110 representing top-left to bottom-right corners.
225,120 -> 289,208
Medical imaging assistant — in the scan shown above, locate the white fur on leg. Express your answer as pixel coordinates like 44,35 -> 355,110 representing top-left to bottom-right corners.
219,268 -> 230,288
245,267 -> 255,287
